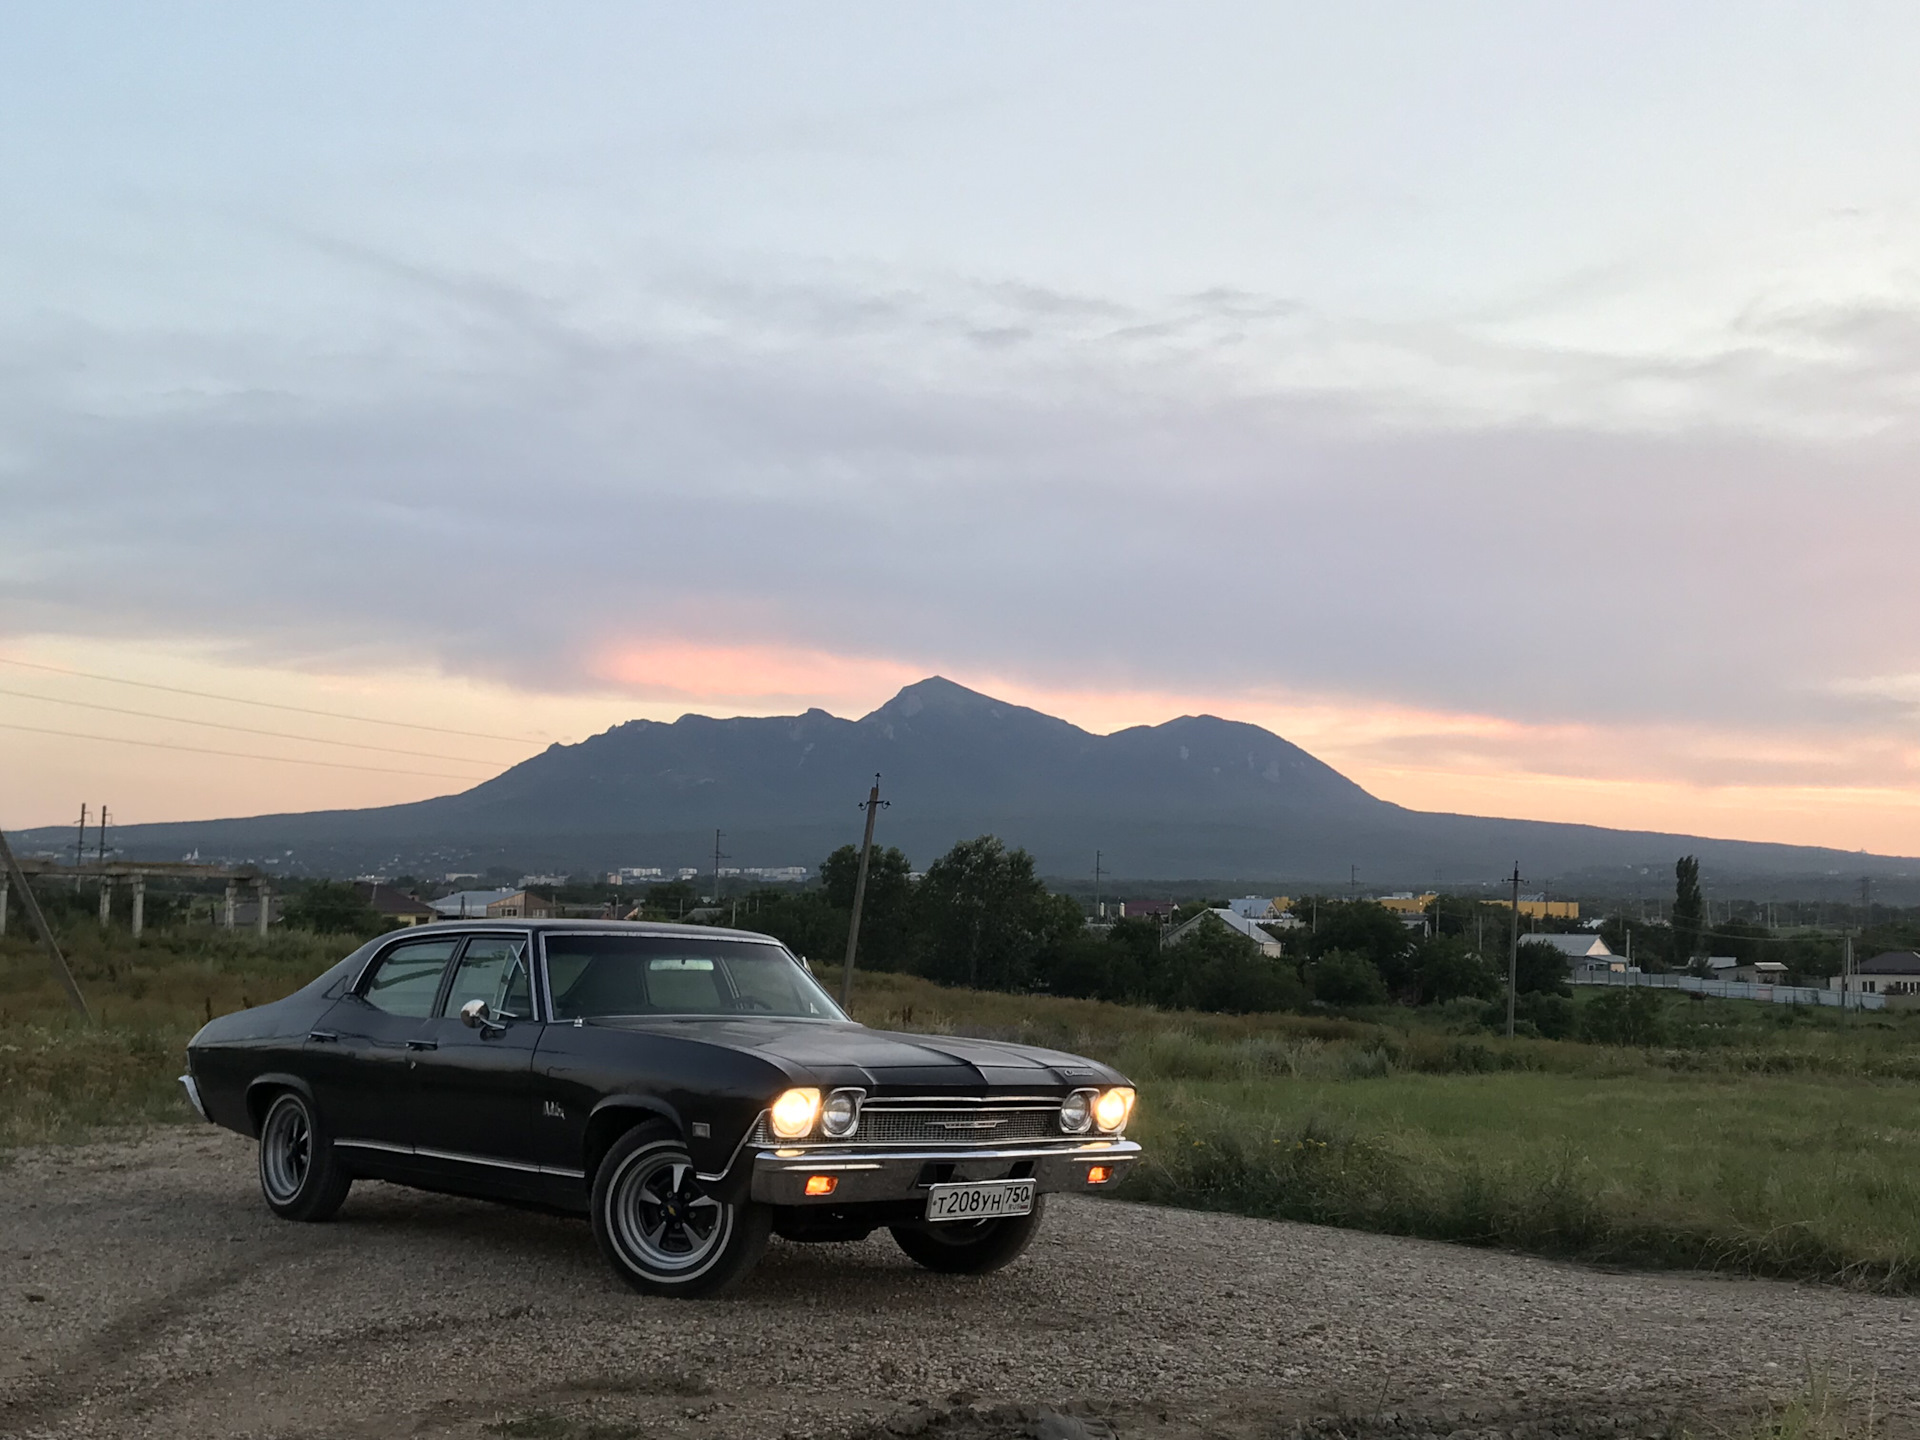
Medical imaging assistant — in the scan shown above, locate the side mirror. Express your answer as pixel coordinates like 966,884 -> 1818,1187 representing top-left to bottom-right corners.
460,998 -> 505,1033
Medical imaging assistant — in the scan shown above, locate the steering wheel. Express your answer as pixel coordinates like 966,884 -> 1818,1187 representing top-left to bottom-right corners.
731,994 -> 775,1012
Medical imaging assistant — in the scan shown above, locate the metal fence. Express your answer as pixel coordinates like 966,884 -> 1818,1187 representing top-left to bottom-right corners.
1571,969 -> 1884,1010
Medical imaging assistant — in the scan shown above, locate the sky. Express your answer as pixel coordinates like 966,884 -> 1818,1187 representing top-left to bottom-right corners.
4,3 -> 1920,855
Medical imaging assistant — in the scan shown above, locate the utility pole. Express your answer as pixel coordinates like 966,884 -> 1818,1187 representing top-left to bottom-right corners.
1093,850 -> 1103,922
711,829 -> 727,904
96,806 -> 110,864
1842,933 -> 1855,1019
1506,862 -> 1524,1040
0,822 -> 91,1022
841,775 -> 888,1007
73,802 -> 89,886
1349,864 -> 1358,899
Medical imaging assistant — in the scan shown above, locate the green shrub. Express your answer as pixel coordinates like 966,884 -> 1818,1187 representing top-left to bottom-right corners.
1580,987 -> 1668,1046
1309,949 -> 1387,1006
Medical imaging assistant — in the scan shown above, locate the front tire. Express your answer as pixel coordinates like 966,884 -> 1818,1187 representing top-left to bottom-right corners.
257,1090 -> 352,1221
890,1196 -> 1046,1274
591,1124 -> 771,1297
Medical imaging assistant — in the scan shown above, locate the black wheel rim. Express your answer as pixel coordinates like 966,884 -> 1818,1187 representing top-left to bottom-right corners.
261,1099 -> 311,1203
610,1149 -> 729,1275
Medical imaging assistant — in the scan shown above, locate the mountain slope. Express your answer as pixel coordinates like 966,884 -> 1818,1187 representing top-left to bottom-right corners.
30,676 -> 1917,894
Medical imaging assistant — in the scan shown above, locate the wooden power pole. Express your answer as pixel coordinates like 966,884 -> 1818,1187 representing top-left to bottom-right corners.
1506,862 -> 1524,1040
0,823 -> 92,1022
840,774 -> 888,1008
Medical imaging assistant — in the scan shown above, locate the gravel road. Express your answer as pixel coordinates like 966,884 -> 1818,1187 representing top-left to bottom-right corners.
3,1128 -> 1916,1440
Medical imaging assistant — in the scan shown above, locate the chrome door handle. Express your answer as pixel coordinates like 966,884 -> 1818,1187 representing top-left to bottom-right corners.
405,1039 -> 438,1051
308,1030 -> 340,1043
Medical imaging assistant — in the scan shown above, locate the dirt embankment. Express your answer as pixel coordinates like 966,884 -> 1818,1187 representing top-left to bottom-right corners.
3,1129 -> 1915,1440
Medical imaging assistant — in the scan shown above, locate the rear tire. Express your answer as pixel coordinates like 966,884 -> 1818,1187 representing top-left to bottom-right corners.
591,1123 -> 771,1297
890,1196 -> 1046,1274
257,1090 -> 352,1222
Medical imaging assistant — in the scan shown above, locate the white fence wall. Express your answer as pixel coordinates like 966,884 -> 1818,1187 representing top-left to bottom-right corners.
1572,969 -> 1884,1010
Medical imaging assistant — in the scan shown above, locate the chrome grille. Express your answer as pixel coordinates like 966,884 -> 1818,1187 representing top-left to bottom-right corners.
856,1106 -> 1059,1145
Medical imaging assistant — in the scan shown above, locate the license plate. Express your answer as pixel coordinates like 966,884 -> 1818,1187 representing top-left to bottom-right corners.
924,1179 -> 1035,1223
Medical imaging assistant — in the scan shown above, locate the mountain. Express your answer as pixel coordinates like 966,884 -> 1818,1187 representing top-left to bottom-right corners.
26,676 -> 1919,897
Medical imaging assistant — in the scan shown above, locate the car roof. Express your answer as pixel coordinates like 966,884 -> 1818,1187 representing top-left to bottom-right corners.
420,917 -> 786,945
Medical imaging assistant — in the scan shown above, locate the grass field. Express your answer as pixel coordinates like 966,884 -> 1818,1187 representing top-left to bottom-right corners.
5,928 -> 1920,1290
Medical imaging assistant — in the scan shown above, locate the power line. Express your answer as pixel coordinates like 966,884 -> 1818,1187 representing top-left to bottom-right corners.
0,719 -> 496,781
0,684 -> 524,764
0,656 -> 539,744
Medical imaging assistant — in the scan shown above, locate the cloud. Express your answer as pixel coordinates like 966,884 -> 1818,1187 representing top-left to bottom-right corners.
4,241 -> 1920,832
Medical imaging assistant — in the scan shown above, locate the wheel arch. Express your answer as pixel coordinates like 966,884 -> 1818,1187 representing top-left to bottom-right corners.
583,1095 -> 683,1180
244,1073 -> 318,1136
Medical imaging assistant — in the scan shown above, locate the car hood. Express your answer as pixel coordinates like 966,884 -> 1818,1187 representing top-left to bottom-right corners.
583,1017 -> 1122,1090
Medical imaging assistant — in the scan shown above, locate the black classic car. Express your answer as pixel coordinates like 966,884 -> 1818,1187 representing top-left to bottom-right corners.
182,919 -> 1140,1295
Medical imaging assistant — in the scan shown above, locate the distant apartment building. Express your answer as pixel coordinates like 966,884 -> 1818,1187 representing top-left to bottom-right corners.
1375,893 -> 1436,917
518,873 -> 569,887
608,867 -> 665,884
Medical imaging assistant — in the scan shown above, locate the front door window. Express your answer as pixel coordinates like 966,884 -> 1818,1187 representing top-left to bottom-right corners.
443,936 -> 534,1020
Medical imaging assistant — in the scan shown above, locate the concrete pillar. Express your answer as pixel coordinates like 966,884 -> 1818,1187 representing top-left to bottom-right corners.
131,875 -> 146,939
99,877 -> 114,929
223,881 -> 237,930
256,879 -> 271,937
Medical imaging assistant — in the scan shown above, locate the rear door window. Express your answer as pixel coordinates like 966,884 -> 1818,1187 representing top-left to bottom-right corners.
362,938 -> 458,1017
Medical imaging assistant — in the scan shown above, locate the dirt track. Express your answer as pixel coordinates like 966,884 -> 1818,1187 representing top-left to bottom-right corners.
3,1128 -> 1917,1440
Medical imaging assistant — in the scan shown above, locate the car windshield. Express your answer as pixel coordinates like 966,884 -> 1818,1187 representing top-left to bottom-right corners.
544,934 -> 846,1021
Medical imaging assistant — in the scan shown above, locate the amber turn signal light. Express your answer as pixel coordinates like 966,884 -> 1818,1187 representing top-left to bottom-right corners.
804,1174 -> 838,1197
1086,1165 -> 1113,1185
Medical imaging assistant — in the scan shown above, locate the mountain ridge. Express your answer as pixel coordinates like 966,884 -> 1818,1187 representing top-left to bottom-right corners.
20,676 -> 1917,896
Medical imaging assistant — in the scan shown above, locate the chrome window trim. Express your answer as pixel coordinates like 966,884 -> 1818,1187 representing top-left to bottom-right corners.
352,928 -> 541,1018
535,928 -> 841,1024
437,930 -> 541,1023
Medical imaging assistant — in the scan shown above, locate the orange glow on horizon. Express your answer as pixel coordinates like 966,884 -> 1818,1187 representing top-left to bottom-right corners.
2,633 -> 1915,857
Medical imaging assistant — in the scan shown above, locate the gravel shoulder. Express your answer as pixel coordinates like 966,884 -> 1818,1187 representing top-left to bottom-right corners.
3,1128 -> 1916,1440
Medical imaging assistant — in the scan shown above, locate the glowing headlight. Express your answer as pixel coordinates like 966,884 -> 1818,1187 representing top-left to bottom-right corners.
1092,1086 -> 1136,1134
1059,1089 -> 1094,1135
821,1089 -> 862,1138
769,1087 -> 822,1139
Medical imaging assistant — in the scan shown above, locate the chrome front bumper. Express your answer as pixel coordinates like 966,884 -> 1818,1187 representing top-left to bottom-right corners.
178,1073 -> 211,1123
748,1137 -> 1141,1206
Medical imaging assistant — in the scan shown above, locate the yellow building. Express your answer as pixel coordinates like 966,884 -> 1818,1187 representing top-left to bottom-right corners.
1376,893 -> 1578,921
1493,898 -> 1579,921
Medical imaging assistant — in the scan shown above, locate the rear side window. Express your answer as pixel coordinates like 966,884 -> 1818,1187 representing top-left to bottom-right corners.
443,936 -> 533,1020
362,938 -> 457,1017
